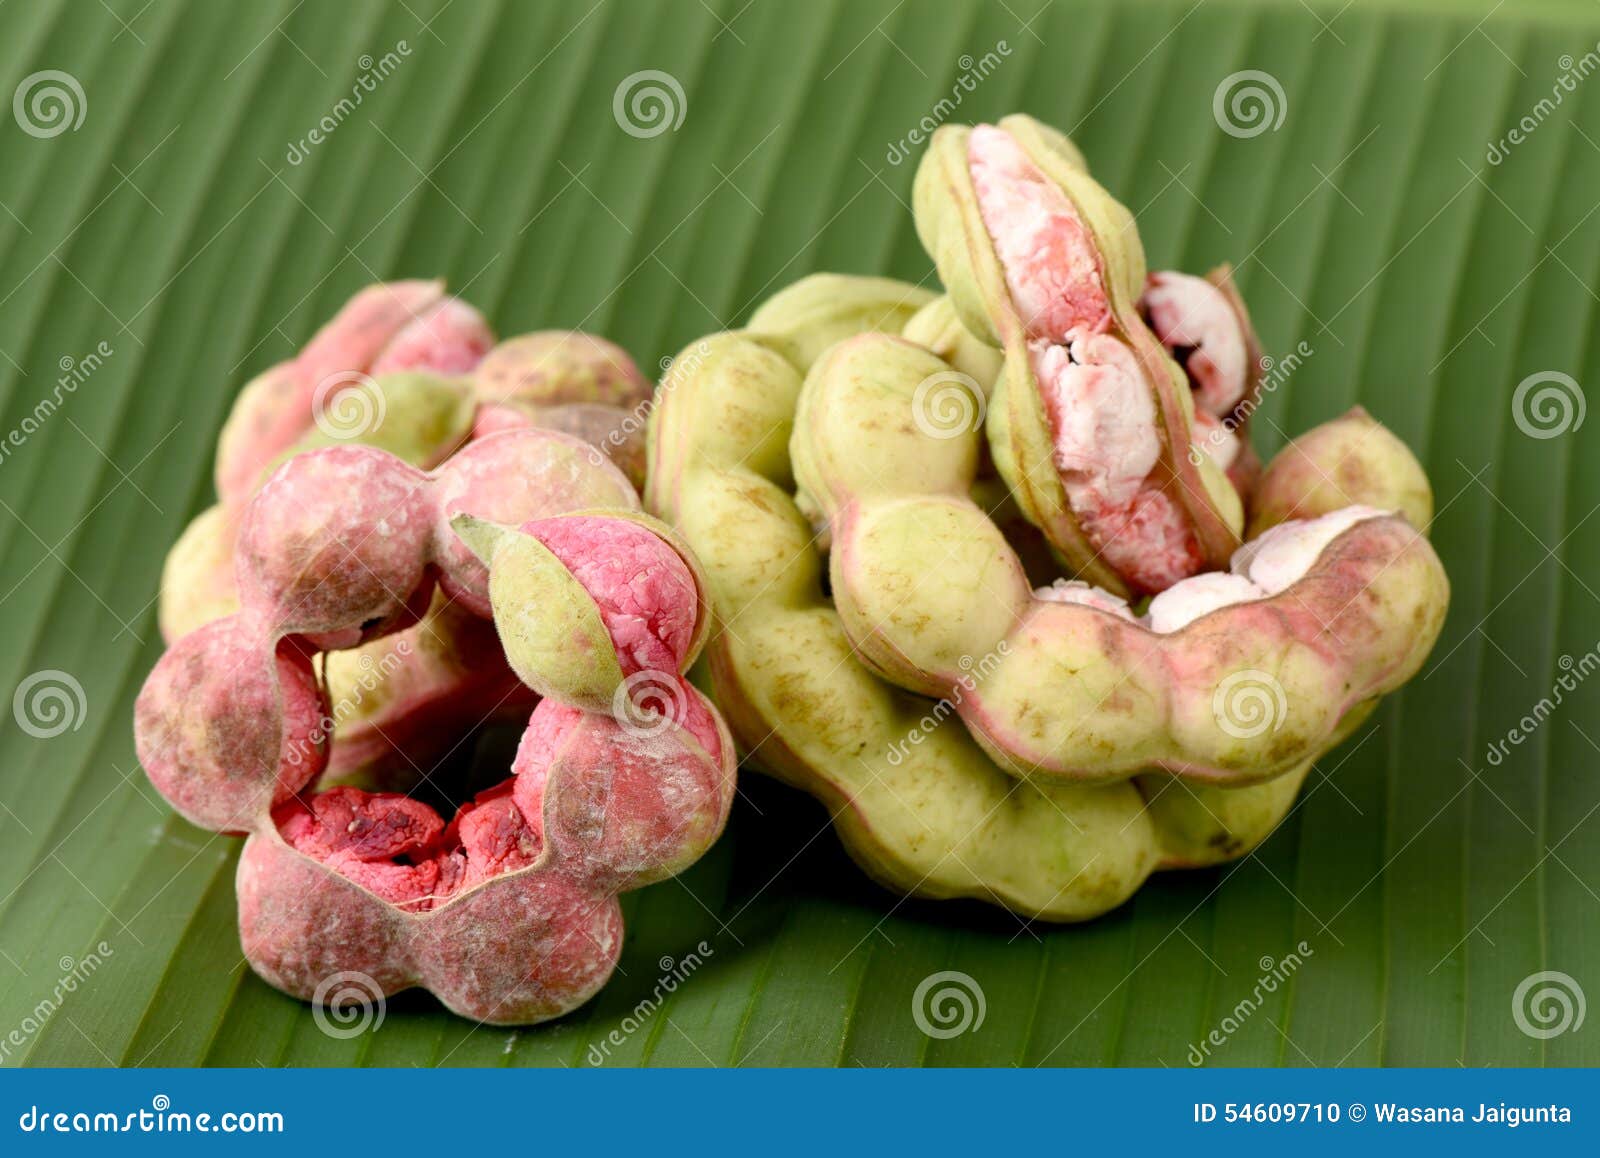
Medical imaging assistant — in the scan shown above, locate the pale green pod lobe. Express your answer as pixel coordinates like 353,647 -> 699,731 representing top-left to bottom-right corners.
1249,406 -> 1434,535
748,273 -> 937,373
901,294 -> 1004,392
450,515 -> 625,710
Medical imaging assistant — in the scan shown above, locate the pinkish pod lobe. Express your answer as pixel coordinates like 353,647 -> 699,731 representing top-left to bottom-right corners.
133,617 -> 327,833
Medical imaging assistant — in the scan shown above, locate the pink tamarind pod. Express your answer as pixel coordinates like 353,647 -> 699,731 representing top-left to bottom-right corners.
136,434 -> 733,1025
164,292 -> 659,788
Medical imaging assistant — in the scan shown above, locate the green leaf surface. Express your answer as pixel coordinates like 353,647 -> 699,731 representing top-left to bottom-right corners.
2,0 -> 1598,1067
